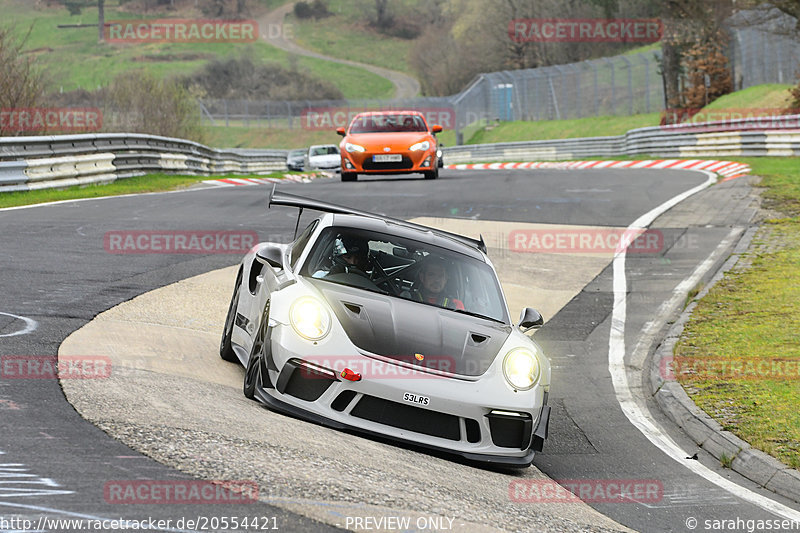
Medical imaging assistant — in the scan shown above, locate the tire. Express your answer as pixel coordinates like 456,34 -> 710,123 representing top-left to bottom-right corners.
341,172 -> 357,182
219,269 -> 243,363
244,303 -> 270,400
424,169 -> 438,180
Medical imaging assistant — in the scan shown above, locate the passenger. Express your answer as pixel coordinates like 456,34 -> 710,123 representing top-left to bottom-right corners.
416,256 -> 465,310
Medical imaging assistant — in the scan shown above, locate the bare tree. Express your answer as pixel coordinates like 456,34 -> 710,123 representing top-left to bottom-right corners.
0,26 -> 47,136
98,0 -> 104,43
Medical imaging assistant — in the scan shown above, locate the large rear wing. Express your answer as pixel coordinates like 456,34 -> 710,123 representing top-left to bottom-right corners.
269,185 -> 487,254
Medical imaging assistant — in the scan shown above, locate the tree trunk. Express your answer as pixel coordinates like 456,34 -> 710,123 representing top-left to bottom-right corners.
661,41 -> 681,110
98,0 -> 105,43
375,0 -> 389,27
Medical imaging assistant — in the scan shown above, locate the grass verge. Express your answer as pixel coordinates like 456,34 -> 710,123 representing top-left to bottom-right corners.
0,171 -> 303,209
673,157 -> 800,470
465,113 -> 662,144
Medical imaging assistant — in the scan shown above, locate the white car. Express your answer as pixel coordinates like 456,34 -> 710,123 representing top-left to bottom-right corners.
219,188 -> 552,466
306,144 -> 341,173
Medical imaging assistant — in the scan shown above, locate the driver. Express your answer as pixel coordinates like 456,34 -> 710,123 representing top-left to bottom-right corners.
415,256 -> 464,310
330,235 -> 371,276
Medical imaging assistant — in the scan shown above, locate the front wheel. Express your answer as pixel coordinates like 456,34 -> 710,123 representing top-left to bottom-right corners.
219,269 -> 243,362
244,303 -> 270,400
341,172 -> 357,182
424,169 -> 438,180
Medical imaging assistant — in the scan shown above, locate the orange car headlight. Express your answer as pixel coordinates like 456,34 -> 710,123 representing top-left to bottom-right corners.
345,142 -> 365,153
409,140 -> 430,151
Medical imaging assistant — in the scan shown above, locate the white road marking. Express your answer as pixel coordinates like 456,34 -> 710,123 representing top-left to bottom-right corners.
0,450 -> 199,532
0,313 -> 38,338
608,170 -> 800,520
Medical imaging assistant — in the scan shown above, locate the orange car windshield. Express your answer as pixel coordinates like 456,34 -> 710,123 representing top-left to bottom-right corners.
349,114 -> 428,134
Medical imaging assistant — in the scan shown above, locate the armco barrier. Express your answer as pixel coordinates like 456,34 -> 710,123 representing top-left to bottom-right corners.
0,133 -> 288,193
442,114 -> 800,163
2,114 -> 798,192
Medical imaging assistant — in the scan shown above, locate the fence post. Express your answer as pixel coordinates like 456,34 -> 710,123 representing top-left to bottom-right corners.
574,64 -> 581,119
641,54 -> 651,113
590,61 -> 599,117
603,58 -> 616,115
761,31 -> 768,85
621,55 -> 633,116
547,73 -> 560,120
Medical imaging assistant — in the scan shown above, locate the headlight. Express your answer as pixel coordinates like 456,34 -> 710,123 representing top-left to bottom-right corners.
502,348 -> 540,390
409,140 -> 430,151
345,142 -> 365,153
289,297 -> 331,341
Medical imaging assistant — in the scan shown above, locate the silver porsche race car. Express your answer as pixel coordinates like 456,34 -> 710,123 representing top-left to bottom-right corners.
219,187 -> 551,466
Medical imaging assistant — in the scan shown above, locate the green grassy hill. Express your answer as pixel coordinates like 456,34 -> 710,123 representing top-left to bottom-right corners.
4,0 -> 393,98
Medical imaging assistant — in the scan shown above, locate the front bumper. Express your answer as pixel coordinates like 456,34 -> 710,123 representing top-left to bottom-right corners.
341,150 -> 437,174
255,325 -> 549,466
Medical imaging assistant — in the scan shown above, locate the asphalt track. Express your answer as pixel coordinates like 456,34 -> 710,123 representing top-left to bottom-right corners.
1,168 -> 798,532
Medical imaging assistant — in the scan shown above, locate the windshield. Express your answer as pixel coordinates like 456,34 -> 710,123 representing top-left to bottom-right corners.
310,146 -> 338,156
349,113 -> 428,134
301,226 -> 509,324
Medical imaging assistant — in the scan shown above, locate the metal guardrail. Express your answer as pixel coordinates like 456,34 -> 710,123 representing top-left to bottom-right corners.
0,133 -> 288,193
442,115 -> 800,163
2,114 -> 798,192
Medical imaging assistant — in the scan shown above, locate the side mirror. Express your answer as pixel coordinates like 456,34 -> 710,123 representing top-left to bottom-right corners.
518,307 -> 543,331
336,127 -> 346,136
255,245 -> 283,269
393,246 -> 410,258
431,125 -> 443,134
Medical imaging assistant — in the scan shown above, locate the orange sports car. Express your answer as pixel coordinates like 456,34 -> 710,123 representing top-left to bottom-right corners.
337,110 -> 443,182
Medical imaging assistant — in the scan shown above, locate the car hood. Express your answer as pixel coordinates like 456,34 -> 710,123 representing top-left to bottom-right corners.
346,132 -> 431,151
311,279 -> 511,376
308,154 -> 340,165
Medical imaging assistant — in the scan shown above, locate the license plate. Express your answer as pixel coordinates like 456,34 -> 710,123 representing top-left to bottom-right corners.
373,154 -> 402,163
402,392 -> 430,406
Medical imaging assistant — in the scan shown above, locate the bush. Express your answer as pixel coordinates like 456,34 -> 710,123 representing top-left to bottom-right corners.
680,32 -> 733,109
378,14 -> 422,40
788,70 -> 800,112
101,71 -> 205,142
184,52 -> 343,101
294,0 -> 330,19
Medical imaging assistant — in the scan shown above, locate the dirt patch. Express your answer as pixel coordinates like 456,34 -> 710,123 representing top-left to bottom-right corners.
132,52 -> 214,62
